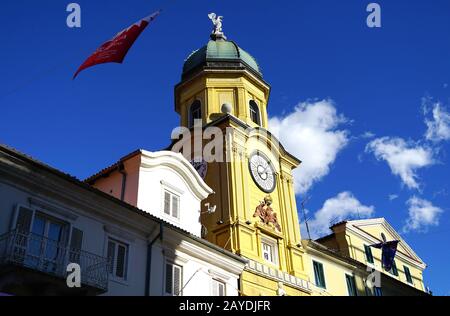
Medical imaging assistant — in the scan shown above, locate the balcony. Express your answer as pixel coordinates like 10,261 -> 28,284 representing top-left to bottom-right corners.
0,230 -> 108,295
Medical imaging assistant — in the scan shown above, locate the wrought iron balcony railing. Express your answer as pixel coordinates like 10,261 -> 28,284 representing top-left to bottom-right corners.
0,230 -> 109,292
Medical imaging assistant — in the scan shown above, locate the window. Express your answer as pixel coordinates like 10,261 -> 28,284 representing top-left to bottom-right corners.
189,100 -> 202,128
374,287 -> 383,296
389,260 -> 398,276
345,274 -> 358,296
13,206 -> 81,271
107,238 -> 129,280
27,212 -> 68,272
261,239 -> 278,265
165,262 -> 182,296
262,243 -> 273,263
249,100 -> 261,126
163,190 -> 180,219
404,266 -> 413,284
212,279 -> 226,296
313,261 -> 326,289
364,245 -> 374,264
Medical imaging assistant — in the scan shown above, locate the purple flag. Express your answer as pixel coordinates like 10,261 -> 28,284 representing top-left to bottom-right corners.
371,240 -> 399,271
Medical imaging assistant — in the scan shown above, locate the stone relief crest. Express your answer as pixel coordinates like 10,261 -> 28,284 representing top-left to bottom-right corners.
253,195 -> 282,232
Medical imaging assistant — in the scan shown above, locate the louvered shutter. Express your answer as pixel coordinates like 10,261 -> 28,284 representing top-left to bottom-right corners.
164,192 -> 171,215
69,228 -> 83,264
12,206 -> 34,263
346,275 -> 357,296
404,266 -> 413,283
172,195 -> 179,219
165,263 -> 173,294
107,241 -> 115,275
365,245 -> 374,263
116,244 -> 126,278
319,264 -> 326,288
173,265 -> 182,296
218,282 -> 225,296
15,206 -> 33,232
392,260 -> 398,276
212,281 -> 218,296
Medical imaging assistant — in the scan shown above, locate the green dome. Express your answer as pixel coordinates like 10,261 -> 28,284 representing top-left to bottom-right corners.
182,39 -> 262,78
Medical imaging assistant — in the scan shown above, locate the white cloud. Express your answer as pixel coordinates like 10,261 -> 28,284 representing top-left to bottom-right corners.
424,101 -> 450,142
403,196 -> 443,233
361,131 -> 376,139
365,137 -> 434,190
388,194 -> 399,201
269,99 -> 349,194
306,191 -> 375,238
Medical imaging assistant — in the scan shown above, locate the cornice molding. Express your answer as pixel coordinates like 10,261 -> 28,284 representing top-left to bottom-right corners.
29,196 -> 78,221
140,150 -> 214,200
0,159 -> 157,237
245,258 -> 311,293
104,224 -> 137,243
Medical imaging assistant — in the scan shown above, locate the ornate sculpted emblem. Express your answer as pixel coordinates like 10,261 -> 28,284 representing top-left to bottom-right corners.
253,195 -> 281,232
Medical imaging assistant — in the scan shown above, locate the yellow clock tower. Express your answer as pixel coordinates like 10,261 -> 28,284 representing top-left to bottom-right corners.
170,20 -> 311,296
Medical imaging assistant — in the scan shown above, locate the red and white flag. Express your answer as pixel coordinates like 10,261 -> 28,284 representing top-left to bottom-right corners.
73,10 -> 161,79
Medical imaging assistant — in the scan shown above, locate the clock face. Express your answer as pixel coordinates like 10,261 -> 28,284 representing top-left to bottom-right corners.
190,158 -> 208,179
249,152 -> 276,193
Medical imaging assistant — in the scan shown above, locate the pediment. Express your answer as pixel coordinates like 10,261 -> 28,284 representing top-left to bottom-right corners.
346,218 -> 425,268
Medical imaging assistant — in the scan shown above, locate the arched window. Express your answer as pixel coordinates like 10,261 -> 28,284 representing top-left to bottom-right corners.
249,100 -> 261,126
189,100 -> 202,127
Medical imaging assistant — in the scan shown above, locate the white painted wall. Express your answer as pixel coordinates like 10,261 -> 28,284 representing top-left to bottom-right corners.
149,237 -> 241,296
137,166 -> 202,237
91,151 -> 214,238
0,149 -> 243,297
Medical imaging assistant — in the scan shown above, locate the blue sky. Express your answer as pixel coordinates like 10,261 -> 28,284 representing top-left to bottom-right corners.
1,0 -> 449,295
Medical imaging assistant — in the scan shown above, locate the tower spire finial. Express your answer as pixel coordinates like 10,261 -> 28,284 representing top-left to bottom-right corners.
208,13 -> 227,41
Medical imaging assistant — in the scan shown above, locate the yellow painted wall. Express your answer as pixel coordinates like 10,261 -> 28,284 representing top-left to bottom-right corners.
329,223 -> 426,293
240,270 -> 309,296
175,72 -> 270,129
173,39 -> 430,297
360,226 -> 425,291
305,251 -> 367,296
173,67 -> 310,296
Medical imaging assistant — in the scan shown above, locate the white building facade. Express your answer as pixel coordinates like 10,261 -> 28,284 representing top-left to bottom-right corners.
0,145 -> 246,296
87,150 -> 212,238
